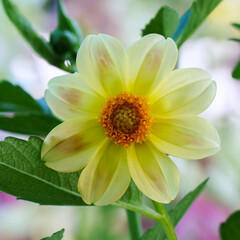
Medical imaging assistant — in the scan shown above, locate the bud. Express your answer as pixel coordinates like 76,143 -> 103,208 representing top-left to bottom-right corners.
50,29 -> 78,57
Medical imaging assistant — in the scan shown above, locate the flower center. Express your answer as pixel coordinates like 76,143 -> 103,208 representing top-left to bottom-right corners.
99,92 -> 153,147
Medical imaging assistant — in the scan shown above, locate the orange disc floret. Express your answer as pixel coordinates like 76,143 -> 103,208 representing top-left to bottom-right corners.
99,92 -> 153,147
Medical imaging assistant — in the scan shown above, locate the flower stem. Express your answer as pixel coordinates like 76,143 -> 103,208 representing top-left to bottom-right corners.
126,210 -> 142,240
152,201 -> 177,240
113,201 -> 164,222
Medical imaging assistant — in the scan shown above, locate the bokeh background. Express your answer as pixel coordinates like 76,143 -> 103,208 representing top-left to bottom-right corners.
0,0 -> 240,239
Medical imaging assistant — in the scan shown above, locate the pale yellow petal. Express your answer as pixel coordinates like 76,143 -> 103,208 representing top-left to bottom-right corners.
127,142 -> 179,203
76,34 -> 128,98
45,73 -> 103,120
78,142 -> 131,206
150,68 -> 216,115
45,90 -> 85,121
150,115 -> 220,159
47,73 -> 104,119
41,118 -> 106,172
128,34 -> 178,95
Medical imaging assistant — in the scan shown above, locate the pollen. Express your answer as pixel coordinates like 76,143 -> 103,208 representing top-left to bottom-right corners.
99,92 -> 153,147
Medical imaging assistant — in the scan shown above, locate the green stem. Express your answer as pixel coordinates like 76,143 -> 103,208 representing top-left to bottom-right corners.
126,210 -> 142,240
152,201 -> 177,240
113,201 -> 164,222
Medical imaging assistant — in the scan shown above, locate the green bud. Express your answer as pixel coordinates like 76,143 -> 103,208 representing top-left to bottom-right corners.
50,29 -> 78,56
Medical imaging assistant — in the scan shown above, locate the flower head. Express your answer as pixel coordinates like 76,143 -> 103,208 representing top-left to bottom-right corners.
41,34 -> 220,206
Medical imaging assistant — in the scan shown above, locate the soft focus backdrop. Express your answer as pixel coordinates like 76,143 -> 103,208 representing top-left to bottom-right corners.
0,0 -> 240,239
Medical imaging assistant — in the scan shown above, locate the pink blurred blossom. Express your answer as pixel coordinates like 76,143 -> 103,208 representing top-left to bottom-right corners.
142,195 -> 231,240
0,191 -> 16,204
175,195 -> 231,240
66,0 -> 122,37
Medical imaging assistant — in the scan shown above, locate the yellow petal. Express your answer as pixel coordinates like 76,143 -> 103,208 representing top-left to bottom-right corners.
76,34 -> 128,98
150,68 -> 216,115
41,118 -> 106,172
127,34 -> 178,95
45,90 -> 83,121
78,142 -> 131,206
45,73 -> 104,121
150,115 -> 220,159
127,141 -> 179,203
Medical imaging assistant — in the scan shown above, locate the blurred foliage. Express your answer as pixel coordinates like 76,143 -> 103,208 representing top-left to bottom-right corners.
231,23 -> 240,79
232,61 -> 240,80
41,229 -> 64,240
0,81 -> 42,112
220,211 -> 240,240
0,81 -> 60,135
0,113 -> 60,136
2,0 -> 82,73
75,206 -> 127,240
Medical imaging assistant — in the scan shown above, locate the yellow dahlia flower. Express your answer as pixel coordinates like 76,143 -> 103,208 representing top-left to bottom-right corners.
41,34 -> 220,206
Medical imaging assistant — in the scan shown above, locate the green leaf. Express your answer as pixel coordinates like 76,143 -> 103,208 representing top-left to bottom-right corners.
50,29 -> 79,58
140,179 -> 209,240
41,229 -> 65,240
231,22 -> 240,80
0,113 -> 60,136
232,23 -> 240,31
0,81 -> 42,112
168,178 -> 208,224
230,38 -> 240,42
176,0 -> 222,47
0,81 -> 61,135
142,6 -> 179,38
57,0 -> 82,42
120,180 -> 143,205
232,59 -> 240,80
0,136 -> 87,205
220,211 -> 240,240
2,0 -> 74,73
141,0 -> 221,48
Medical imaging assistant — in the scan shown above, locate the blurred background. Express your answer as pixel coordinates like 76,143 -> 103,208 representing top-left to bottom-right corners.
0,0 -> 240,239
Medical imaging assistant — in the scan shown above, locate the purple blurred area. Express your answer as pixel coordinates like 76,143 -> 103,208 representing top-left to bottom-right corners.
142,195 -> 231,240
0,192 -> 16,204
1,0 -> 240,239
175,195 -> 231,240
